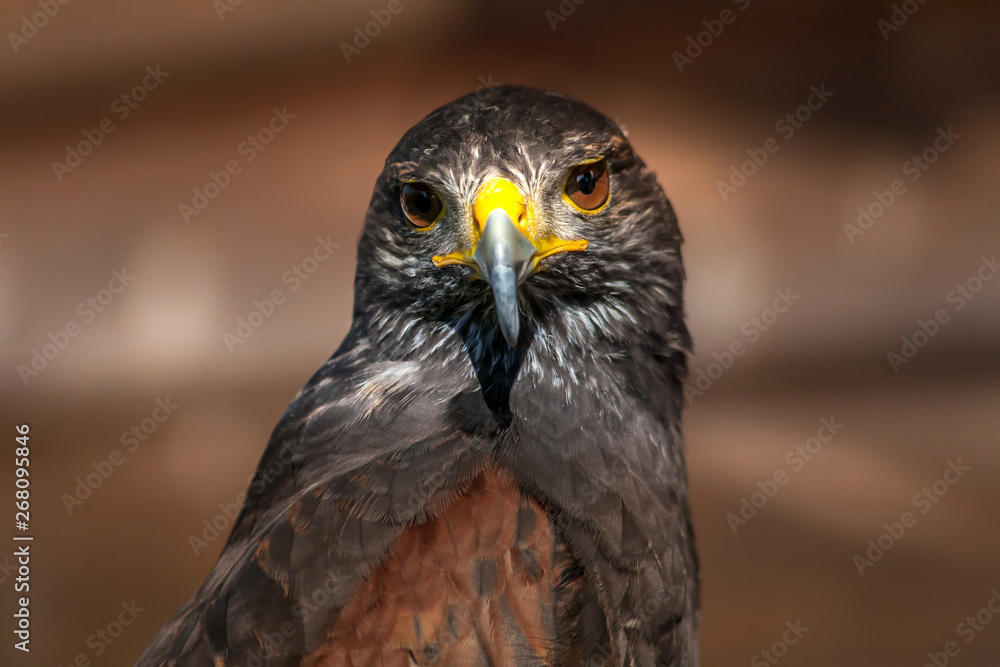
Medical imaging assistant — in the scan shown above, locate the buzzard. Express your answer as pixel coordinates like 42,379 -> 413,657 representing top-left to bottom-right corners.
137,85 -> 698,666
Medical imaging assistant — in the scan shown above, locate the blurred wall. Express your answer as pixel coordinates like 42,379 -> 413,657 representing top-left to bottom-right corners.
1,1 -> 999,666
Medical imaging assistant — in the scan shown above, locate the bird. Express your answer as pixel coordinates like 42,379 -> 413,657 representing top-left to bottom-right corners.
136,85 -> 698,667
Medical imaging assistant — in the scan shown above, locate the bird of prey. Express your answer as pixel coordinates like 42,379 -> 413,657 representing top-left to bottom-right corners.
137,85 -> 697,667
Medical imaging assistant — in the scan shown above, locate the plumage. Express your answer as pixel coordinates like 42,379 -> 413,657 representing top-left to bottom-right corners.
137,85 -> 697,667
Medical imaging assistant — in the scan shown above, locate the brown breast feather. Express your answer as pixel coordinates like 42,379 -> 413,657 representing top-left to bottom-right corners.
302,468 -> 570,666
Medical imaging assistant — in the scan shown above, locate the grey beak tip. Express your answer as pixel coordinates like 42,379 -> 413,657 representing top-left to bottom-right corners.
473,209 -> 535,348
489,264 -> 520,347
500,312 -> 519,347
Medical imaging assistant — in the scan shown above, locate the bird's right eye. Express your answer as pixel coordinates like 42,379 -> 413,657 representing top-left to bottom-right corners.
400,183 -> 444,229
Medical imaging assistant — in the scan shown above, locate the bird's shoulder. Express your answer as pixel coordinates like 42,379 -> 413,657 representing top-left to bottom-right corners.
137,341 -> 506,665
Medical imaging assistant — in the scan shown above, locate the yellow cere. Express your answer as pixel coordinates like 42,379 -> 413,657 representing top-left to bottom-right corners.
432,177 -> 588,270
472,178 -> 528,233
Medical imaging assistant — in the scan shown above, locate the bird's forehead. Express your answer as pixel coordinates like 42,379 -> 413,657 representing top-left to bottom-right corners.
385,88 -> 625,193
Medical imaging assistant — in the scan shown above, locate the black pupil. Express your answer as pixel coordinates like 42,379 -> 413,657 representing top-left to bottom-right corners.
412,189 -> 432,215
576,169 -> 596,195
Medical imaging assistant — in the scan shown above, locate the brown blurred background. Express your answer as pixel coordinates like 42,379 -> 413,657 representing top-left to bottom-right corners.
2,1 -> 999,665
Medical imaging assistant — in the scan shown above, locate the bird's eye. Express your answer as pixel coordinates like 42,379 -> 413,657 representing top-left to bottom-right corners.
564,159 -> 609,211
400,182 -> 444,228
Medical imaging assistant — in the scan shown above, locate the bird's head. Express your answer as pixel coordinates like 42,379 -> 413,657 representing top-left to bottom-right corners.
353,86 -> 687,365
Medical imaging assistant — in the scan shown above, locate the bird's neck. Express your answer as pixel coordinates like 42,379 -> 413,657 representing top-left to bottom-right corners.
354,292 -> 685,432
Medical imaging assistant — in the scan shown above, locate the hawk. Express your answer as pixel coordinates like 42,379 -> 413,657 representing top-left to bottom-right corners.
137,85 -> 698,666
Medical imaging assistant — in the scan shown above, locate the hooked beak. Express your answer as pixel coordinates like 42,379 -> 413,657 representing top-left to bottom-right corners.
432,177 -> 588,347
472,208 -> 536,347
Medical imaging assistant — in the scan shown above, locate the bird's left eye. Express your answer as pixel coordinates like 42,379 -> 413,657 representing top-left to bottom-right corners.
564,159 -> 609,211
400,182 -> 444,228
